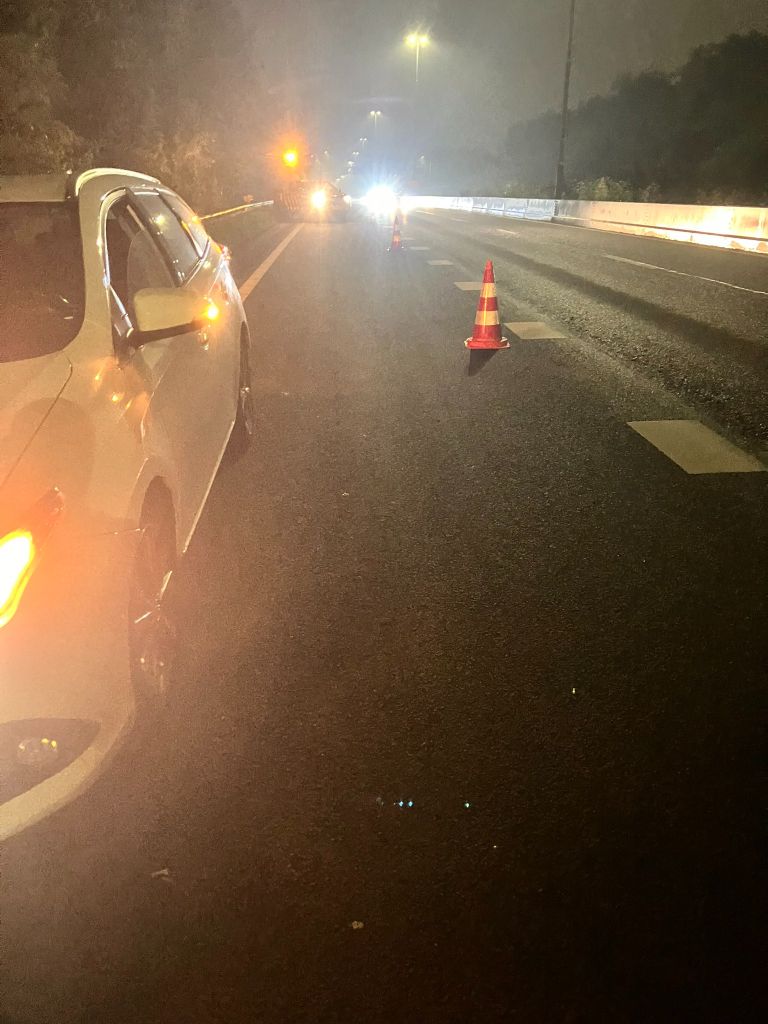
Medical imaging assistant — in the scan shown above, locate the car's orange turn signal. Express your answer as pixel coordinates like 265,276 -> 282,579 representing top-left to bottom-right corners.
0,531 -> 36,629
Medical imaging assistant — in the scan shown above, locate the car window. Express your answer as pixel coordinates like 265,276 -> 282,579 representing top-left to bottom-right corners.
105,197 -> 174,323
132,191 -> 200,283
0,202 -> 85,363
160,192 -> 210,258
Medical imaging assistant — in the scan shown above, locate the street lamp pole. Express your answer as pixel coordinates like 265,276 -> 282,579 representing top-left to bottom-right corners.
405,33 -> 430,85
555,0 -> 577,200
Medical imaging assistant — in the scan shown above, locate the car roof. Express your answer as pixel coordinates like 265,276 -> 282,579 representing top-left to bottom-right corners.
0,168 -> 161,203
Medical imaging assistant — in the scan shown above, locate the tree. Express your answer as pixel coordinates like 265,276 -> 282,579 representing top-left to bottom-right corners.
0,27 -> 86,173
1,0 -> 276,207
505,31 -> 768,204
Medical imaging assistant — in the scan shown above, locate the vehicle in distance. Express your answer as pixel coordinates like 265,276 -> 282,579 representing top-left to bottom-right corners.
0,167 -> 253,841
275,180 -> 351,221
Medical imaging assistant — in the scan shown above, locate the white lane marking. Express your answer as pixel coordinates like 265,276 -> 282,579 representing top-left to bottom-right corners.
401,236 -> 416,241
409,246 -> 430,251
240,225 -> 303,299
627,420 -> 765,474
428,259 -> 454,266
505,321 -> 566,340
449,216 -> 466,222
603,253 -> 768,297
493,228 -> 520,237
454,281 -> 483,291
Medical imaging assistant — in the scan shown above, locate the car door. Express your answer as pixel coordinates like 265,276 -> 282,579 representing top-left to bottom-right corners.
157,189 -> 241,448
103,192 -> 220,546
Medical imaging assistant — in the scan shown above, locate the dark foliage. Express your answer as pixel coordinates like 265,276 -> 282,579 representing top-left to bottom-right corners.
505,32 -> 768,204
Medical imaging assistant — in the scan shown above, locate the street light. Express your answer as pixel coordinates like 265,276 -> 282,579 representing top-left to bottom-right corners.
368,110 -> 382,139
555,0 -> 577,199
405,32 -> 430,83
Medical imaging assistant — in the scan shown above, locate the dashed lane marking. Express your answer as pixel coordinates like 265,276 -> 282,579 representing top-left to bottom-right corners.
627,420 -> 765,474
240,224 -> 303,300
504,321 -> 566,340
428,259 -> 454,266
454,281 -> 483,291
603,253 -> 768,297
409,246 -> 430,251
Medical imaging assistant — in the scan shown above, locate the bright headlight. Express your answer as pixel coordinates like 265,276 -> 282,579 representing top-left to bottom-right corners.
363,186 -> 397,216
310,189 -> 328,211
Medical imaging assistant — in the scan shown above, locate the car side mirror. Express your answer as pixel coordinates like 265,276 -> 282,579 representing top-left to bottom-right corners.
131,287 -> 216,345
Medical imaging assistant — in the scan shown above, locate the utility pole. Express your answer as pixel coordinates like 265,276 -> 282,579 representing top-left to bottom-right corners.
555,0 -> 577,200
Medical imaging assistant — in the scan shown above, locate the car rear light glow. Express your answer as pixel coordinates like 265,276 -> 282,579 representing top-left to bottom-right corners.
0,488 -> 64,630
0,531 -> 36,629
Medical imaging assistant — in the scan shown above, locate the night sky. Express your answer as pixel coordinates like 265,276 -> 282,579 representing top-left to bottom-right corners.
254,0 -> 768,163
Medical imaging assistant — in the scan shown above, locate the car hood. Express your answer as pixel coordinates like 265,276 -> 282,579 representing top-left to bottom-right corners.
0,352 -> 73,493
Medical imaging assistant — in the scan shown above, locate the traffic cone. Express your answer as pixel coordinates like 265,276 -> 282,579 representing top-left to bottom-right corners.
464,260 -> 509,349
388,214 -> 403,252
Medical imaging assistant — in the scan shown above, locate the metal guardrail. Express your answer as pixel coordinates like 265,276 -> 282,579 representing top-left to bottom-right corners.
200,199 -> 274,222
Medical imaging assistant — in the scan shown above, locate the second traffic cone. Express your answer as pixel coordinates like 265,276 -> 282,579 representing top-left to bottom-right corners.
464,260 -> 509,349
388,213 -> 403,252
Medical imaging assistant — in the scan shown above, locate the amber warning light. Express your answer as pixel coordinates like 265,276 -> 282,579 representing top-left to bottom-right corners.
0,531 -> 36,629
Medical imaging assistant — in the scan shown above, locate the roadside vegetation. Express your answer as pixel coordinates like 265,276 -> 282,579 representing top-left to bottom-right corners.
0,0 -> 272,211
505,32 -> 768,205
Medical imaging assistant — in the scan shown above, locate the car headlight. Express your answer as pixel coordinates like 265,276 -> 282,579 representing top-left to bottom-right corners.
363,186 -> 397,217
310,189 -> 328,211
0,489 -> 64,629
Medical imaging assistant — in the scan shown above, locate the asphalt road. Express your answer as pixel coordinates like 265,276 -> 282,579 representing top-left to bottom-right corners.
1,210 -> 766,1023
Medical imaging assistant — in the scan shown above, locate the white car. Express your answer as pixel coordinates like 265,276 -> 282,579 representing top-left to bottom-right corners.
0,168 -> 253,841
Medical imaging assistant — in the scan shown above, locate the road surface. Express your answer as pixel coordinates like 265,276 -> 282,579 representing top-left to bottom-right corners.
1,209 -> 766,1023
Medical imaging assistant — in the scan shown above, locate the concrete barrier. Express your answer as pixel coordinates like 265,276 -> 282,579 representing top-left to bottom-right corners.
204,193 -> 768,255
553,200 -> 768,254
407,195 -> 767,254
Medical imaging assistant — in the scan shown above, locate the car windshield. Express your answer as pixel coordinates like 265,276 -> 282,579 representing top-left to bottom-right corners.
0,202 -> 85,363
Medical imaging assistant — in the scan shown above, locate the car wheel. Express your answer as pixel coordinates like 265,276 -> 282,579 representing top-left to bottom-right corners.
129,496 -> 177,708
226,337 -> 254,460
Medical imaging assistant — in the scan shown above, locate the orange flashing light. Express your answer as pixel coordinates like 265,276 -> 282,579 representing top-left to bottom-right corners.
204,299 -> 220,321
282,149 -> 299,168
0,530 -> 37,629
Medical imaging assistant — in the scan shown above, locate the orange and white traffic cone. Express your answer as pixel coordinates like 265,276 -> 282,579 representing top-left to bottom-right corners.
464,260 -> 509,349
388,214 -> 403,252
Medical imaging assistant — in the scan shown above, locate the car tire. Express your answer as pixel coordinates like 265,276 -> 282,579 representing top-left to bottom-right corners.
226,335 -> 254,461
129,490 -> 177,710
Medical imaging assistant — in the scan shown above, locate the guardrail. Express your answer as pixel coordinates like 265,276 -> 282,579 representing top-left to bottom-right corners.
200,194 -> 768,255
409,195 -> 768,254
200,199 -> 273,222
